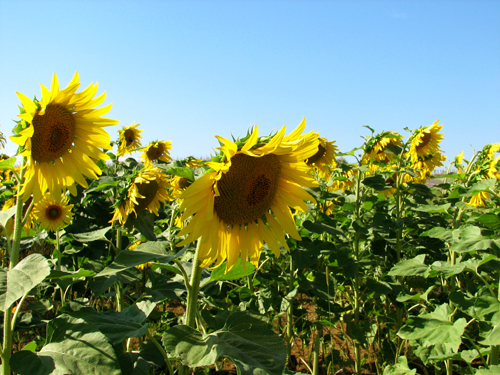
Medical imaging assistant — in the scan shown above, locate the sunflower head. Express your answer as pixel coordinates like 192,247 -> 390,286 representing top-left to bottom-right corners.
170,175 -> 194,199
177,118 -> 319,272
306,136 -> 339,181
11,72 -> 118,201
468,191 -> 490,208
111,167 -> 171,225
472,143 -> 500,180
364,131 -> 403,165
32,193 -> 74,232
407,120 -> 444,164
117,122 -> 143,157
139,140 -> 172,167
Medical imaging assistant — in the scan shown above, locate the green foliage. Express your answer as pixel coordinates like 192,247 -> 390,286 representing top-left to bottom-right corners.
162,311 -> 287,375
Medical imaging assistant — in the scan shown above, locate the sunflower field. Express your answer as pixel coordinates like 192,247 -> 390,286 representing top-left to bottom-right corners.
0,73 -> 499,375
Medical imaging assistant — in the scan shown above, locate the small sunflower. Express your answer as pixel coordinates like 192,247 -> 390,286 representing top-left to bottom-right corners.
32,193 -> 74,232
176,118 -> 319,272
170,175 -> 194,199
407,120 -> 444,164
12,72 -> 118,201
454,151 -> 465,174
185,157 -> 204,168
363,131 -> 403,170
111,167 -> 171,225
407,152 -> 446,184
471,143 -> 500,181
139,140 -> 172,167
468,191 -> 490,208
306,136 -> 338,180
117,122 -> 143,157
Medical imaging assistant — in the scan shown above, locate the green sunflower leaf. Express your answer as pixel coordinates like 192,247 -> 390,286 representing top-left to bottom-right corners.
0,157 -> 16,170
10,315 -> 121,375
0,254 -> 51,312
162,311 -> 287,375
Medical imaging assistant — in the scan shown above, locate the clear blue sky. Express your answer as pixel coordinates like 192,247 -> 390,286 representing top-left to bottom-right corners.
1,0 -> 499,164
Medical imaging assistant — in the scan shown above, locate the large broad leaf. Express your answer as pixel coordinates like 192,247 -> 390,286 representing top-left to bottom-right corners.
0,254 -> 51,311
96,244 -> 184,277
382,356 -> 417,375
69,226 -> 112,242
398,304 -> 466,355
479,323 -> 500,346
134,210 -> 157,241
10,315 -> 121,375
388,254 -> 429,277
162,311 -> 287,375
0,157 -> 16,170
68,301 -> 156,344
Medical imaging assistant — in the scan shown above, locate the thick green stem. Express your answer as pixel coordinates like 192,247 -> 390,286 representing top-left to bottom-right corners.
185,240 -> 203,328
2,163 -> 26,375
286,257 -> 295,360
312,324 -> 322,375
180,239 -> 204,375
115,228 -> 124,312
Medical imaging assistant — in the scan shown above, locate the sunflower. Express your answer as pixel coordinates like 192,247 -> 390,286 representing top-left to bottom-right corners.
116,122 -> 143,157
32,193 -> 74,232
111,167 -> 171,225
185,157 -> 204,168
139,140 -> 172,167
468,191 -> 490,208
306,136 -> 338,180
363,131 -> 403,174
176,118 -> 319,272
453,151 -> 465,174
12,72 -> 118,201
407,120 -> 444,164
407,152 -> 446,184
170,175 -> 194,199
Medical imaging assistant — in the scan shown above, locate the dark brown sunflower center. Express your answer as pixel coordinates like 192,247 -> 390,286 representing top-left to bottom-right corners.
124,129 -> 136,147
214,153 -> 281,226
135,181 -> 159,214
306,143 -> 326,165
178,177 -> 192,190
146,144 -> 164,161
46,205 -> 62,220
416,132 -> 431,153
31,104 -> 76,163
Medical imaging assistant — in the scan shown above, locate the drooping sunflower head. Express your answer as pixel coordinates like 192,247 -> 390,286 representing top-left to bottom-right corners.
468,191 -> 490,208
111,167 -> 171,225
170,175 -> 194,199
453,151 -> 465,174
11,72 -> 118,201
117,122 -> 143,157
363,131 -> 403,166
176,118 -> 319,272
139,140 -> 172,167
472,143 -> 500,180
32,193 -> 74,232
407,152 -> 446,184
407,120 -> 444,164
305,136 -> 339,180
